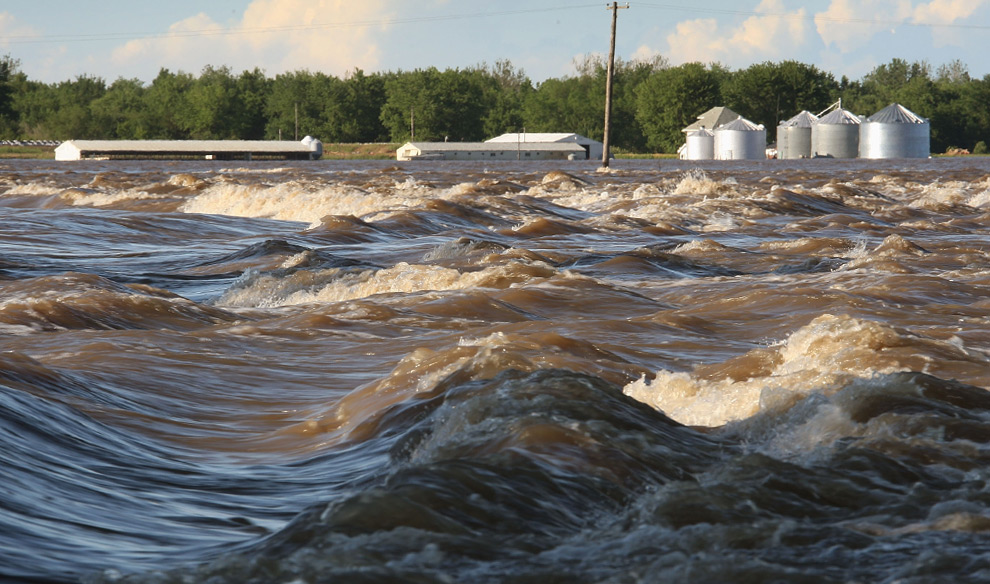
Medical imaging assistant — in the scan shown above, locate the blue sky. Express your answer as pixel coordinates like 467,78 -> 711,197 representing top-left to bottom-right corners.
2,0 -> 989,84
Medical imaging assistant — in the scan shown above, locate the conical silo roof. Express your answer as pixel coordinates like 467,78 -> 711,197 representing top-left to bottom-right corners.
688,128 -> 714,137
866,103 -> 927,124
818,109 -> 861,125
718,117 -> 764,131
780,111 -> 818,128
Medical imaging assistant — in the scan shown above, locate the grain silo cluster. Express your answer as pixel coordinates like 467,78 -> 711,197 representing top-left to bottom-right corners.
775,101 -> 929,160
680,103 -> 930,160
679,107 -> 767,161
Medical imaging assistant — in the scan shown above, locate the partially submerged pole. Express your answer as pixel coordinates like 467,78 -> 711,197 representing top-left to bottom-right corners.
601,2 -> 628,169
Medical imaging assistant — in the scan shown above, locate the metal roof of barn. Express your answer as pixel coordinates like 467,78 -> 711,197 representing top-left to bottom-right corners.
683,107 -> 741,132
486,133 -> 596,143
407,142 -> 586,152
56,138 -> 322,161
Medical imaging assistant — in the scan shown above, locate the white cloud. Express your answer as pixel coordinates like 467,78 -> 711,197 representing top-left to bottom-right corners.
913,0 -> 987,23
111,0 -> 392,77
814,0 -> 913,53
665,0 -> 810,66
0,12 -> 40,49
912,0 -> 989,45
631,44 -> 664,63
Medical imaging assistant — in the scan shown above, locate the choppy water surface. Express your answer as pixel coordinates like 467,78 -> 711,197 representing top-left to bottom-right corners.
3,157 -> 990,583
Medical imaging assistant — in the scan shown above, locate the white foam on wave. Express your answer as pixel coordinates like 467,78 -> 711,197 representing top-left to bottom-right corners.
3,183 -> 61,196
701,213 -> 740,232
181,183 -> 393,226
540,170 -> 740,221
180,178 -> 463,226
623,313 -> 986,429
216,261 -> 556,308
672,169 -> 733,197
966,187 -> 990,208
909,181 -> 971,210
61,188 -> 171,207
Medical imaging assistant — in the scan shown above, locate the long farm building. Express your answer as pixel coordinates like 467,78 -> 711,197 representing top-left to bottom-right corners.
55,137 -> 323,161
397,141 -> 587,162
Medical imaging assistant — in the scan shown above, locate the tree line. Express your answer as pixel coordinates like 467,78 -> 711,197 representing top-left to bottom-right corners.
0,54 -> 987,155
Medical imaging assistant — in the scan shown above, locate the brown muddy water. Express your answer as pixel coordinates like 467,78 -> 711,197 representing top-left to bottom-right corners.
2,157 -> 990,583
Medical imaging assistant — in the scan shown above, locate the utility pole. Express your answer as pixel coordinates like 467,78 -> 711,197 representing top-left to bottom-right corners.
601,2 -> 628,169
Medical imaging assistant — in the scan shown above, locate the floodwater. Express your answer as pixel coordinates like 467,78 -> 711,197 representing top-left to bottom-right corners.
3,157 -> 990,583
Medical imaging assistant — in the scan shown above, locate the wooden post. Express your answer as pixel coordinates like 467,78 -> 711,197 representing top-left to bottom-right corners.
602,2 -> 628,169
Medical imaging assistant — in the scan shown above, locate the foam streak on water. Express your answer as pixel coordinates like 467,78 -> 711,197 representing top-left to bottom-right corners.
2,158 -> 990,583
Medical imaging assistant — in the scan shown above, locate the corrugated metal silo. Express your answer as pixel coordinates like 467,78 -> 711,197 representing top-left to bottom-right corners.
859,103 -> 930,159
812,108 -> 860,158
714,117 -> 766,160
777,111 -> 818,159
685,128 -> 715,160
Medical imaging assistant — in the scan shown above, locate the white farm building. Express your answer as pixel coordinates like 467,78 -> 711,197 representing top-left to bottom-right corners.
485,133 -> 603,160
396,141 -> 588,161
55,137 -> 323,161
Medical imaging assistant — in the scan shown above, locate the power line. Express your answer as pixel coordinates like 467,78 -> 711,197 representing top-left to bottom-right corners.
3,2 -> 985,48
0,4 -> 604,45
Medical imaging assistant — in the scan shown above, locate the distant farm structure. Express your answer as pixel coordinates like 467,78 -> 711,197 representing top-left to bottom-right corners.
396,133 -> 602,161
55,137 -> 323,161
679,103 -> 930,160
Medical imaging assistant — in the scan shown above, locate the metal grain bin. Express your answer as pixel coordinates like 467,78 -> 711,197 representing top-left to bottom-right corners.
685,128 -> 715,160
812,108 -> 860,158
714,117 -> 766,160
777,111 -> 818,159
859,103 -> 930,159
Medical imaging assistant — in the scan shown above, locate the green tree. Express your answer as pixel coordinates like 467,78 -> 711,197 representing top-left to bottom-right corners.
855,58 -> 935,116
611,55 -> 668,152
9,76 -> 50,139
179,65 -> 244,139
479,59 -> 533,138
265,70 -> 335,140
144,69 -> 195,139
946,73 -> 990,153
235,68 -> 271,140
337,69 -> 388,142
32,75 -> 109,138
380,67 -> 493,142
937,59 -> 971,84
0,55 -> 19,135
523,55 -> 663,151
523,55 -> 610,143
636,62 -> 728,153
90,78 -> 148,139
308,69 -> 391,143
928,61 -> 971,153
722,60 -> 837,128
523,75 -> 603,141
